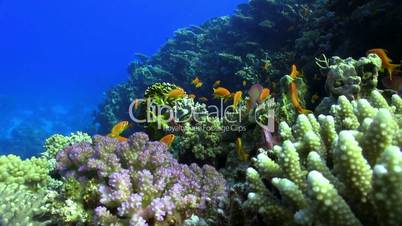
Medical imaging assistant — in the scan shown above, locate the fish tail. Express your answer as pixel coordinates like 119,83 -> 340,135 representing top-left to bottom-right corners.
388,63 -> 401,80
116,136 -> 128,142
300,108 -> 312,114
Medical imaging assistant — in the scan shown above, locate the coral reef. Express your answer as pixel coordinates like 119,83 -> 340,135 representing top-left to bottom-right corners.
55,132 -> 227,225
179,116 -> 225,162
0,155 -> 50,188
2,0 -> 402,225
95,0 -> 402,133
242,91 -> 401,226
315,54 -> 382,115
0,184 -> 55,226
42,132 -> 92,169
0,155 -> 57,225
95,0 -> 314,132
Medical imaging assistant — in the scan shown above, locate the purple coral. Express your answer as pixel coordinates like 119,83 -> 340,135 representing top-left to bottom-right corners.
56,132 -> 227,225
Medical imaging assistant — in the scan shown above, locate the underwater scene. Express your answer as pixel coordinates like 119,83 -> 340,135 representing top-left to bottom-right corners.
0,0 -> 402,225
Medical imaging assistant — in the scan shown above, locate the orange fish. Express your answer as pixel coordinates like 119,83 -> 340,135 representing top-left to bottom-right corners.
290,64 -> 300,79
288,64 -> 311,114
160,134 -> 175,148
166,87 -> 185,99
108,121 -> 130,142
367,48 -> 400,80
233,91 -> 242,109
261,60 -> 271,72
192,76 -> 203,88
133,99 -> 140,110
381,72 -> 402,91
235,137 -> 249,161
213,80 -> 221,88
259,88 -> 270,102
213,87 -> 231,99
116,136 -> 128,142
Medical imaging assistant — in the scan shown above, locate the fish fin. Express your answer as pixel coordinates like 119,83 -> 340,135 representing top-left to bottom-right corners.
116,136 -> 128,142
300,109 -> 312,114
388,64 -> 401,80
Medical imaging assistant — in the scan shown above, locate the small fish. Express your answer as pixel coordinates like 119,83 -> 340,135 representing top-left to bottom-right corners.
233,91 -> 242,109
160,134 -> 175,148
116,136 -> 128,142
242,80 -> 247,87
213,87 -> 231,99
259,88 -> 270,102
199,96 -> 208,102
133,99 -> 140,110
108,121 -> 130,142
213,80 -> 221,88
311,94 -> 320,104
288,64 -> 311,114
367,48 -> 400,80
192,76 -> 203,88
381,72 -> 402,91
235,137 -> 249,162
290,64 -> 300,79
261,60 -> 271,72
247,83 -> 263,108
166,87 -> 186,99
188,94 -> 196,99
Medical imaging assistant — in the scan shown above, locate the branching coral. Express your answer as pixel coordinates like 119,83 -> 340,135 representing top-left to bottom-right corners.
42,132 -> 92,169
179,116 -> 225,161
143,82 -> 179,105
0,154 -> 62,225
0,184 -> 55,226
0,155 -> 50,188
55,132 -> 227,225
244,91 -> 402,226
315,54 -> 382,115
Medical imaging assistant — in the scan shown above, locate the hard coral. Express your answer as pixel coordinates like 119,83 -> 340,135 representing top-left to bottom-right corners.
0,155 -> 50,188
42,132 -> 92,169
315,54 -> 382,115
0,184 -> 55,226
56,132 -> 226,225
244,91 -> 402,226
179,116 -> 226,163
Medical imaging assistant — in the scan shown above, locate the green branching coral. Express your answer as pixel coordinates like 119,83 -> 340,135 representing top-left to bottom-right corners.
0,184 -> 55,226
179,116 -> 225,161
43,132 -> 92,161
48,177 -> 97,224
0,155 -> 50,188
372,146 -> 402,226
143,82 -> 178,105
244,91 -> 402,226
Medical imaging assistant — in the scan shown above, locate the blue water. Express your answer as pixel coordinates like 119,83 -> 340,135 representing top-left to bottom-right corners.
0,0 -> 246,158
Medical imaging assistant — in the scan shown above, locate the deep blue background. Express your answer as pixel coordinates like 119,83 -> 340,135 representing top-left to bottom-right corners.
0,0 -> 245,157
